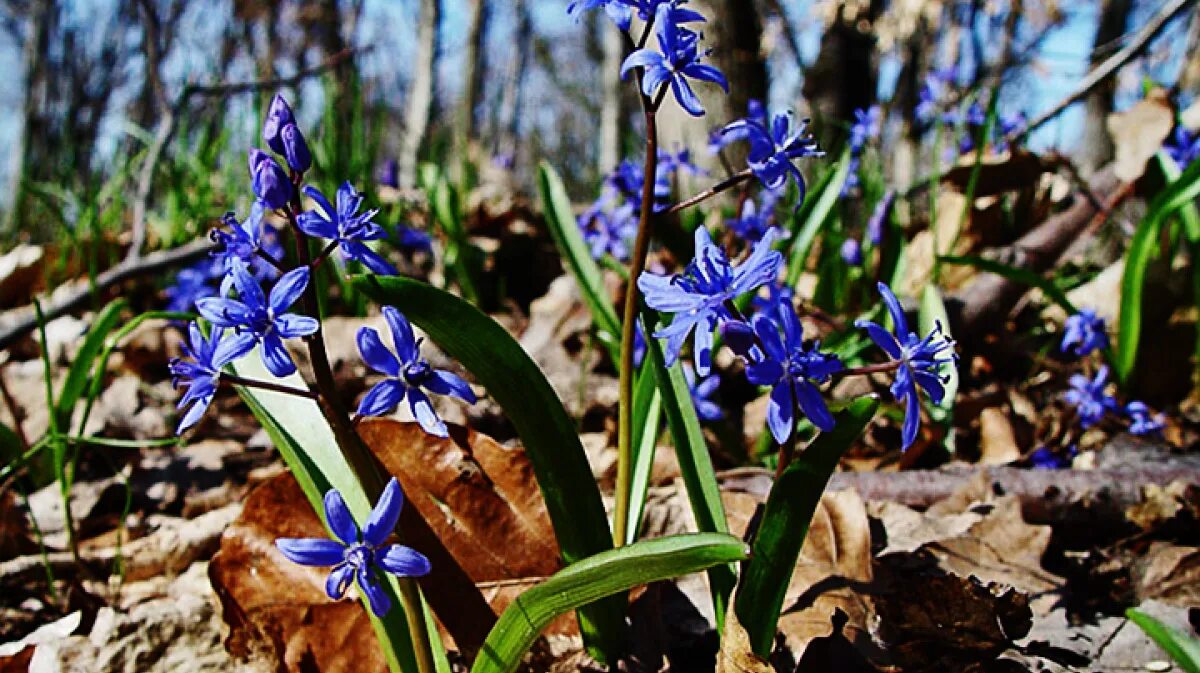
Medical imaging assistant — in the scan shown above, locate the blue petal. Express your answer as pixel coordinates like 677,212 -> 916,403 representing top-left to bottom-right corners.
795,381 -> 835,432
357,379 -> 406,417
275,313 -> 318,339
767,381 -> 794,444
642,65 -> 672,98
876,282 -> 908,336
409,388 -> 448,437
730,229 -> 783,296
341,241 -> 398,275
229,259 -> 265,309
638,273 -> 706,312
357,327 -> 401,376
362,477 -> 404,547
722,320 -> 758,358
275,538 -> 346,566
376,544 -> 432,577
693,316 -> 717,376
196,297 -> 251,328
269,267 -> 310,314
383,307 -> 418,363
901,389 -> 921,450
671,78 -> 705,117
751,314 -> 787,363
682,63 -> 729,92
211,331 -> 256,368
175,396 -> 211,434
855,320 -> 903,360
303,185 -> 336,222
325,563 -> 355,600
260,332 -> 297,377
324,489 -> 359,545
424,370 -> 477,403
745,359 -> 784,387
620,49 -> 663,79
296,211 -> 338,239
357,565 -> 391,616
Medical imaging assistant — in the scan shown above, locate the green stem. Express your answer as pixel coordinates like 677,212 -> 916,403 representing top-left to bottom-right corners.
614,105 -> 659,548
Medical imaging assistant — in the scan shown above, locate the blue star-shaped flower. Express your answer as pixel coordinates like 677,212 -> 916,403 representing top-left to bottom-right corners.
855,282 -> 957,450
710,98 -> 767,154
1125,400 -> 1164,437
726,199 -> 777,244
1165,126 -> 1200,170
658,146 -> 705,177
1029,445 -> 1075,470
165,262 -> 217,313
355,306 -> 477,437
298,182 -> 397,276
1063,366 -> 1117,429
196,260 -> 318,377
567,0 -> 634,29
720,112 -> 824,195
849,105 -> 882,154
729,305 -> 843,442
684,365 -> 723,421
581,203 -> 638,262
276,478 -> 431,617
638,226 -> 782,376
620,5 -> 728,117
169,322 -> 255,434
1060,309 -> 1108,358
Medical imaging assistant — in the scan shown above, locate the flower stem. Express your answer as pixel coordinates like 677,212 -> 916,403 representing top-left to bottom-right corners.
774,422 -> 799,479
221,373 -> 319,399
283,194 -> 439,673
837,361 -> 903,378
665,169 -> 754,216
613,106 -> 659,548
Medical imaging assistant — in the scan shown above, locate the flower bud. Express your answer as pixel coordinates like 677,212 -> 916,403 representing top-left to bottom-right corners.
262,94 -> 295,155
840,239 -> 863,266
280,123 -> 311,173
376,159 -> 399,189
248,149 -> 293,210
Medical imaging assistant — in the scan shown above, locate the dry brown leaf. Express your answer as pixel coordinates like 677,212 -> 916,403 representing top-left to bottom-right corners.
1132,542 -> 1200,607
1107,91 -> 1174,182
1125,480 -> 1196,531
979,407 -> 1021,466
869,500 -> 981,556
715,608 -> 776,673
942,150 -> 1044,198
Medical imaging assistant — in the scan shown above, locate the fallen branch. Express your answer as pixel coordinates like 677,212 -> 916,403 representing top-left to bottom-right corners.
0,238 -> 213,351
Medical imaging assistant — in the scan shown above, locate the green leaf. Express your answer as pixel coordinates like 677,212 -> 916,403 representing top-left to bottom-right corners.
471,533 -> 750,673
1157,152 -> 1200,243
641,309 -> 735,629
1127,608 -> 1200,673
55,299 -> 128,433
918,286 -> 958,453
228,349 -> 448,673
939,254 -> 1077,314
537,162 -> 622,361
351,275 -> 627,662
734,396 -> 879,657
785,147 -> 851,287
1118,156 -> 1200,384
625,363 -> 662,546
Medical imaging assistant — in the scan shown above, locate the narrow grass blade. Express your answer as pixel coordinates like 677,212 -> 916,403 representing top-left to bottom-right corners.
785,147 -> 851,287
641,309 -> 735,628
625,363 -> 662,545
56,298 -> 128,432
918,286 -> 958,454
734,396 -> 879,657
471,533 -> 750,673
1126,608 -> 1200,673
537,162 -> 622,361
351,275 -> 627,662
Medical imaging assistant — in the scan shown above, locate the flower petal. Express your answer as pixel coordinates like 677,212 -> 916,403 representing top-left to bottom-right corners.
276,313 -> 319,339
383,307 -> 418,363
767,381 -> 794,445
175,397 -> 210,434
876,282 -> 908,336
260,332 -> 297,377
211,331 -> 257,368
196,297 -> 251,328
795,381 -> 835,432
424,370 -> 477,403
357,327 -> 401,376
751,313 -> 787,363
275,538 -> 347,566
325,563 -> 355,600
409,388 -> 448,437
357,565 -> 391,616
341,241 -> 398,275
901,388 -> 921,450
296,211 -> 338,239
357,380 -> 406,417
855,320 -> 902,360
376,544 -> 432,577
672,78 -> 705,117
362,477 -> 404,546
269,266 -> 310,314
323,489 -> 359,545
229,259 -> 265,309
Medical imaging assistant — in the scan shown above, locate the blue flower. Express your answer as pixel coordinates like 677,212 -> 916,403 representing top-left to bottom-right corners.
638,226 -> 782,376
1125,401 -> 1164,437
726,199 -> 777,244
196,260 -> 318,377
849,106 -> 882,154
166,262 -> 217,313
620,5 -> 728,117
658,146 -> 705,177
684,365 -> 723,421
355,306 -> 477,437
840,239 -> 863,266
280,122 -> 312,173
855,282 -> 957,449
248,149 -> 293,210
730,306 -> 842,442
840,155 -> 862,197
751,281 -> 793,316
169,322 -> 255,434
710,99 -> 766,153
581,203 -> 637,262
276,478 -> 431,617
376,159 -> 400,189
1060,309 -> 1108,358
915,68 -> 953,123
1165,126 -> 1200,170
567,0 -> 634,29
262,95 -> 295,156
866,190 -> 896,246
298,182 -> 397,275
394,225 -> 433,256
720,112 -> 824,195
210,206 -> 282,291
1029,445 -> 1074,470
1062,366 -> 1117,429
605,159 -> 671,213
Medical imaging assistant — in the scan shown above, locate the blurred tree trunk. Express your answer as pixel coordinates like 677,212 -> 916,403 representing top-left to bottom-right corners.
314,0 -> 358,180
399,0 -> 441,188
598,19 -> 624,173
459,0 -> 490,144
1078,0 -> 1132,176
708,0 -> 767,127
4,0 -> 53,236
803,1 -> 883,144
1180,11 -> 1200,99
891,13 -> 933,190
496,0 -> 530,165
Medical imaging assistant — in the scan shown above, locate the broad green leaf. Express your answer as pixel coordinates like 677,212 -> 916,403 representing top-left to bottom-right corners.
228,349 -> 447,673
537,162 -> 622,360
735,396 -> 879,657
1127,608 -> 1200,673
918,286 -> 958,453
625,363 -> 662,545
939,254 -> 1078,314
351,275 -> 626,662
1118,156 -> 1200,383
785,147 -> 851,287
471,533 -> 750,673
642,309 -> 735,629
56,299 -> 128,433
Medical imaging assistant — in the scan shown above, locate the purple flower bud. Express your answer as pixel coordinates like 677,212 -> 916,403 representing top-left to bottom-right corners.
281,122 -> 311,173
249,149 -> 293,210
840,238 -> 863,266
262,94 -> 295,155
867,190 -> 896,246
377,159 -> 400,188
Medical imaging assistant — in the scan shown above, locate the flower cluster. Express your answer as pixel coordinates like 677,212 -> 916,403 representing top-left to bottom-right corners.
721,112 -> 824,197
1060,309 -> 1108,358
842,105 -> 881,197
619,4 -> 727,116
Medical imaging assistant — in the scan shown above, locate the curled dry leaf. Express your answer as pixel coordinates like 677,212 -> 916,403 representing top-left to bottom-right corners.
210,420 -> 571,671
1107,90 -> 1174,182
715,608 -> 776,673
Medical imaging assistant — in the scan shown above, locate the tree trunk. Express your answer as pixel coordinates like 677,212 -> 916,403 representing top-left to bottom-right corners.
459,0 -> 490,144
708,0 -> 767,126
802,1 -> 882,144
4,0 -> 54,237
598,19 -> 624,173
399,0 -> 441,188
496,0 -> 530,165
1078,0 -> 1132,176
